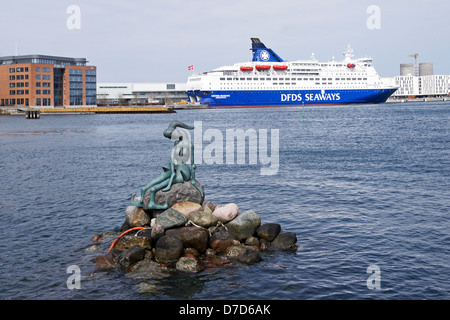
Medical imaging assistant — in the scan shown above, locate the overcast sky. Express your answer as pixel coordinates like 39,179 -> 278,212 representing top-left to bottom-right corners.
0,0 -> 448,83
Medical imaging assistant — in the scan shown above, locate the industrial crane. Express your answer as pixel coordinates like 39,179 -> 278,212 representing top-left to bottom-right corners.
408,53 -> 419,76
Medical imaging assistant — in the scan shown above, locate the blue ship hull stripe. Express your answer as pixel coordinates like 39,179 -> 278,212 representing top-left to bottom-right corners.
186,89 -> 397,107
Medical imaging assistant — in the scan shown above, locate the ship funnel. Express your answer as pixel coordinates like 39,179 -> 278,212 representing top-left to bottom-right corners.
251,38 -> 284,62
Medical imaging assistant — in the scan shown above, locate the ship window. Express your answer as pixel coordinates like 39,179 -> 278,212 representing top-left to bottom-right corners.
247,78 -> 252,80
240,78 -> 245,80
220,78 -> 225,80
253,78 -> 258,80
227,78 -> 232,80
272,78 -> 277,80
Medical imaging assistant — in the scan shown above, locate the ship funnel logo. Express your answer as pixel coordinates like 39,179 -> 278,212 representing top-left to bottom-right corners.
260,50 -> 270,61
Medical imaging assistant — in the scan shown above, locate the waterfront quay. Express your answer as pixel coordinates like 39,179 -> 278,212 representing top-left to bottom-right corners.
0,105 -> 175,116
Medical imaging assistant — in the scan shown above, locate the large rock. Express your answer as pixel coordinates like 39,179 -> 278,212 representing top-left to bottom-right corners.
209,228 -> 238,252
114,234 -> 151,251
256,223 -> 281,242
225,210 -> 261,241
270,232 -> 298,251
237,247 -> 262,264
118,245 -> 146,269
95,251 -> 117,269
165,226 -> 209,253
188,210 -> 218,228
143,181 -> 205,209
154,235 -> 184,263
176,257 -> 202,273
213,203 -> 239,223
125,206 -> 151,227
171,201 -> 202,218
155,208 -> 187,230
202,201 -> 217,213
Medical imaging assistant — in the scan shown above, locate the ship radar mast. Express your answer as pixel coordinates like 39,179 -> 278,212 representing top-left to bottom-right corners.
343,44 -> 354,61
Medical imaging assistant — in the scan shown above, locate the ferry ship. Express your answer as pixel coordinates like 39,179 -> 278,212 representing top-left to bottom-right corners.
186,38 -> 397,108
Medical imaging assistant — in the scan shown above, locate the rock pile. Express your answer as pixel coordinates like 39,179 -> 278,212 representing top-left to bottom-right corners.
94,182 -> 297,274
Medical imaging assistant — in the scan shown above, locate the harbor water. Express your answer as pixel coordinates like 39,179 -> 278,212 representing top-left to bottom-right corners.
0,102 -> 449,300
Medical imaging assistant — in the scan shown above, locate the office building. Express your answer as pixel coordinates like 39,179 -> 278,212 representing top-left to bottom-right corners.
0,54 -> 96,107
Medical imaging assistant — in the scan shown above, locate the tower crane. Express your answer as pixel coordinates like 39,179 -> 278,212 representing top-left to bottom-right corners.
408,53 -> 419,76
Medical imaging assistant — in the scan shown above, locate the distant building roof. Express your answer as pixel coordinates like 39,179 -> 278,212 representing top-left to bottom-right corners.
0,54 -> 88,66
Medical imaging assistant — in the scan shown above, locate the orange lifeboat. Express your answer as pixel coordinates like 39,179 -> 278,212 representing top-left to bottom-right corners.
240,66 -> 254,71
347,63 -> 356,68
255,65 -> 271,71
273,65 -> 288,70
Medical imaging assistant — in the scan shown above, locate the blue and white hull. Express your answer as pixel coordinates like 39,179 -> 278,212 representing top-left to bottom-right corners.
187,88 -> 397,108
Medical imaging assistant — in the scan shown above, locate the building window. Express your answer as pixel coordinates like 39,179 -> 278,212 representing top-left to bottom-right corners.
9,68 -> 15,73
36,90 -> 41,94
36,74 -> 41,80
9,75 -> 15,80
36,67 -> 41,72
166,84 -> 175,90
36,82 -> 41,87
43,75 -> 51,80
42,67 -> 51,73
36,98 -> 41,106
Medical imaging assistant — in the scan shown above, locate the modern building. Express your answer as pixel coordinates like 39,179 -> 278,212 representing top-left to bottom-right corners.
0,54 -> 96,108
388,62 -> 450,99
96,82 -> 188,105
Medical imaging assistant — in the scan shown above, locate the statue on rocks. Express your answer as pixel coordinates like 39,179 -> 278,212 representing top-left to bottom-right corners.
131,121 -> 204,210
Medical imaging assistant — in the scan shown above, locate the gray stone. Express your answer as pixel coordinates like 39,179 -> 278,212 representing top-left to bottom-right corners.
225,210 -> 261,241
225,245 -> 246,258
201,201 -> 217,212
114,234 -> 151,251
210,227 -> 238,252
188,210 -> 218,228
154,235 -> 184,263
176,257 -> 202,273
271,232 -> 298,251
165,226 -> 209,253
118,245 -> 146,269
256,223 -> 281,242
143,180 -> 205,209
155,208 -> 187,230
237,247 -> 262,264
150,223 -> 165,241
125,206 -> 151,227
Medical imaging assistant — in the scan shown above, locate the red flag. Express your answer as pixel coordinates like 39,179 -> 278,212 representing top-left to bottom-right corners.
188,65 -> 194,70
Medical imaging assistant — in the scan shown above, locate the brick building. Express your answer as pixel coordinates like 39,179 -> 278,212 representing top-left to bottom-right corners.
0,55 -> 96,107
